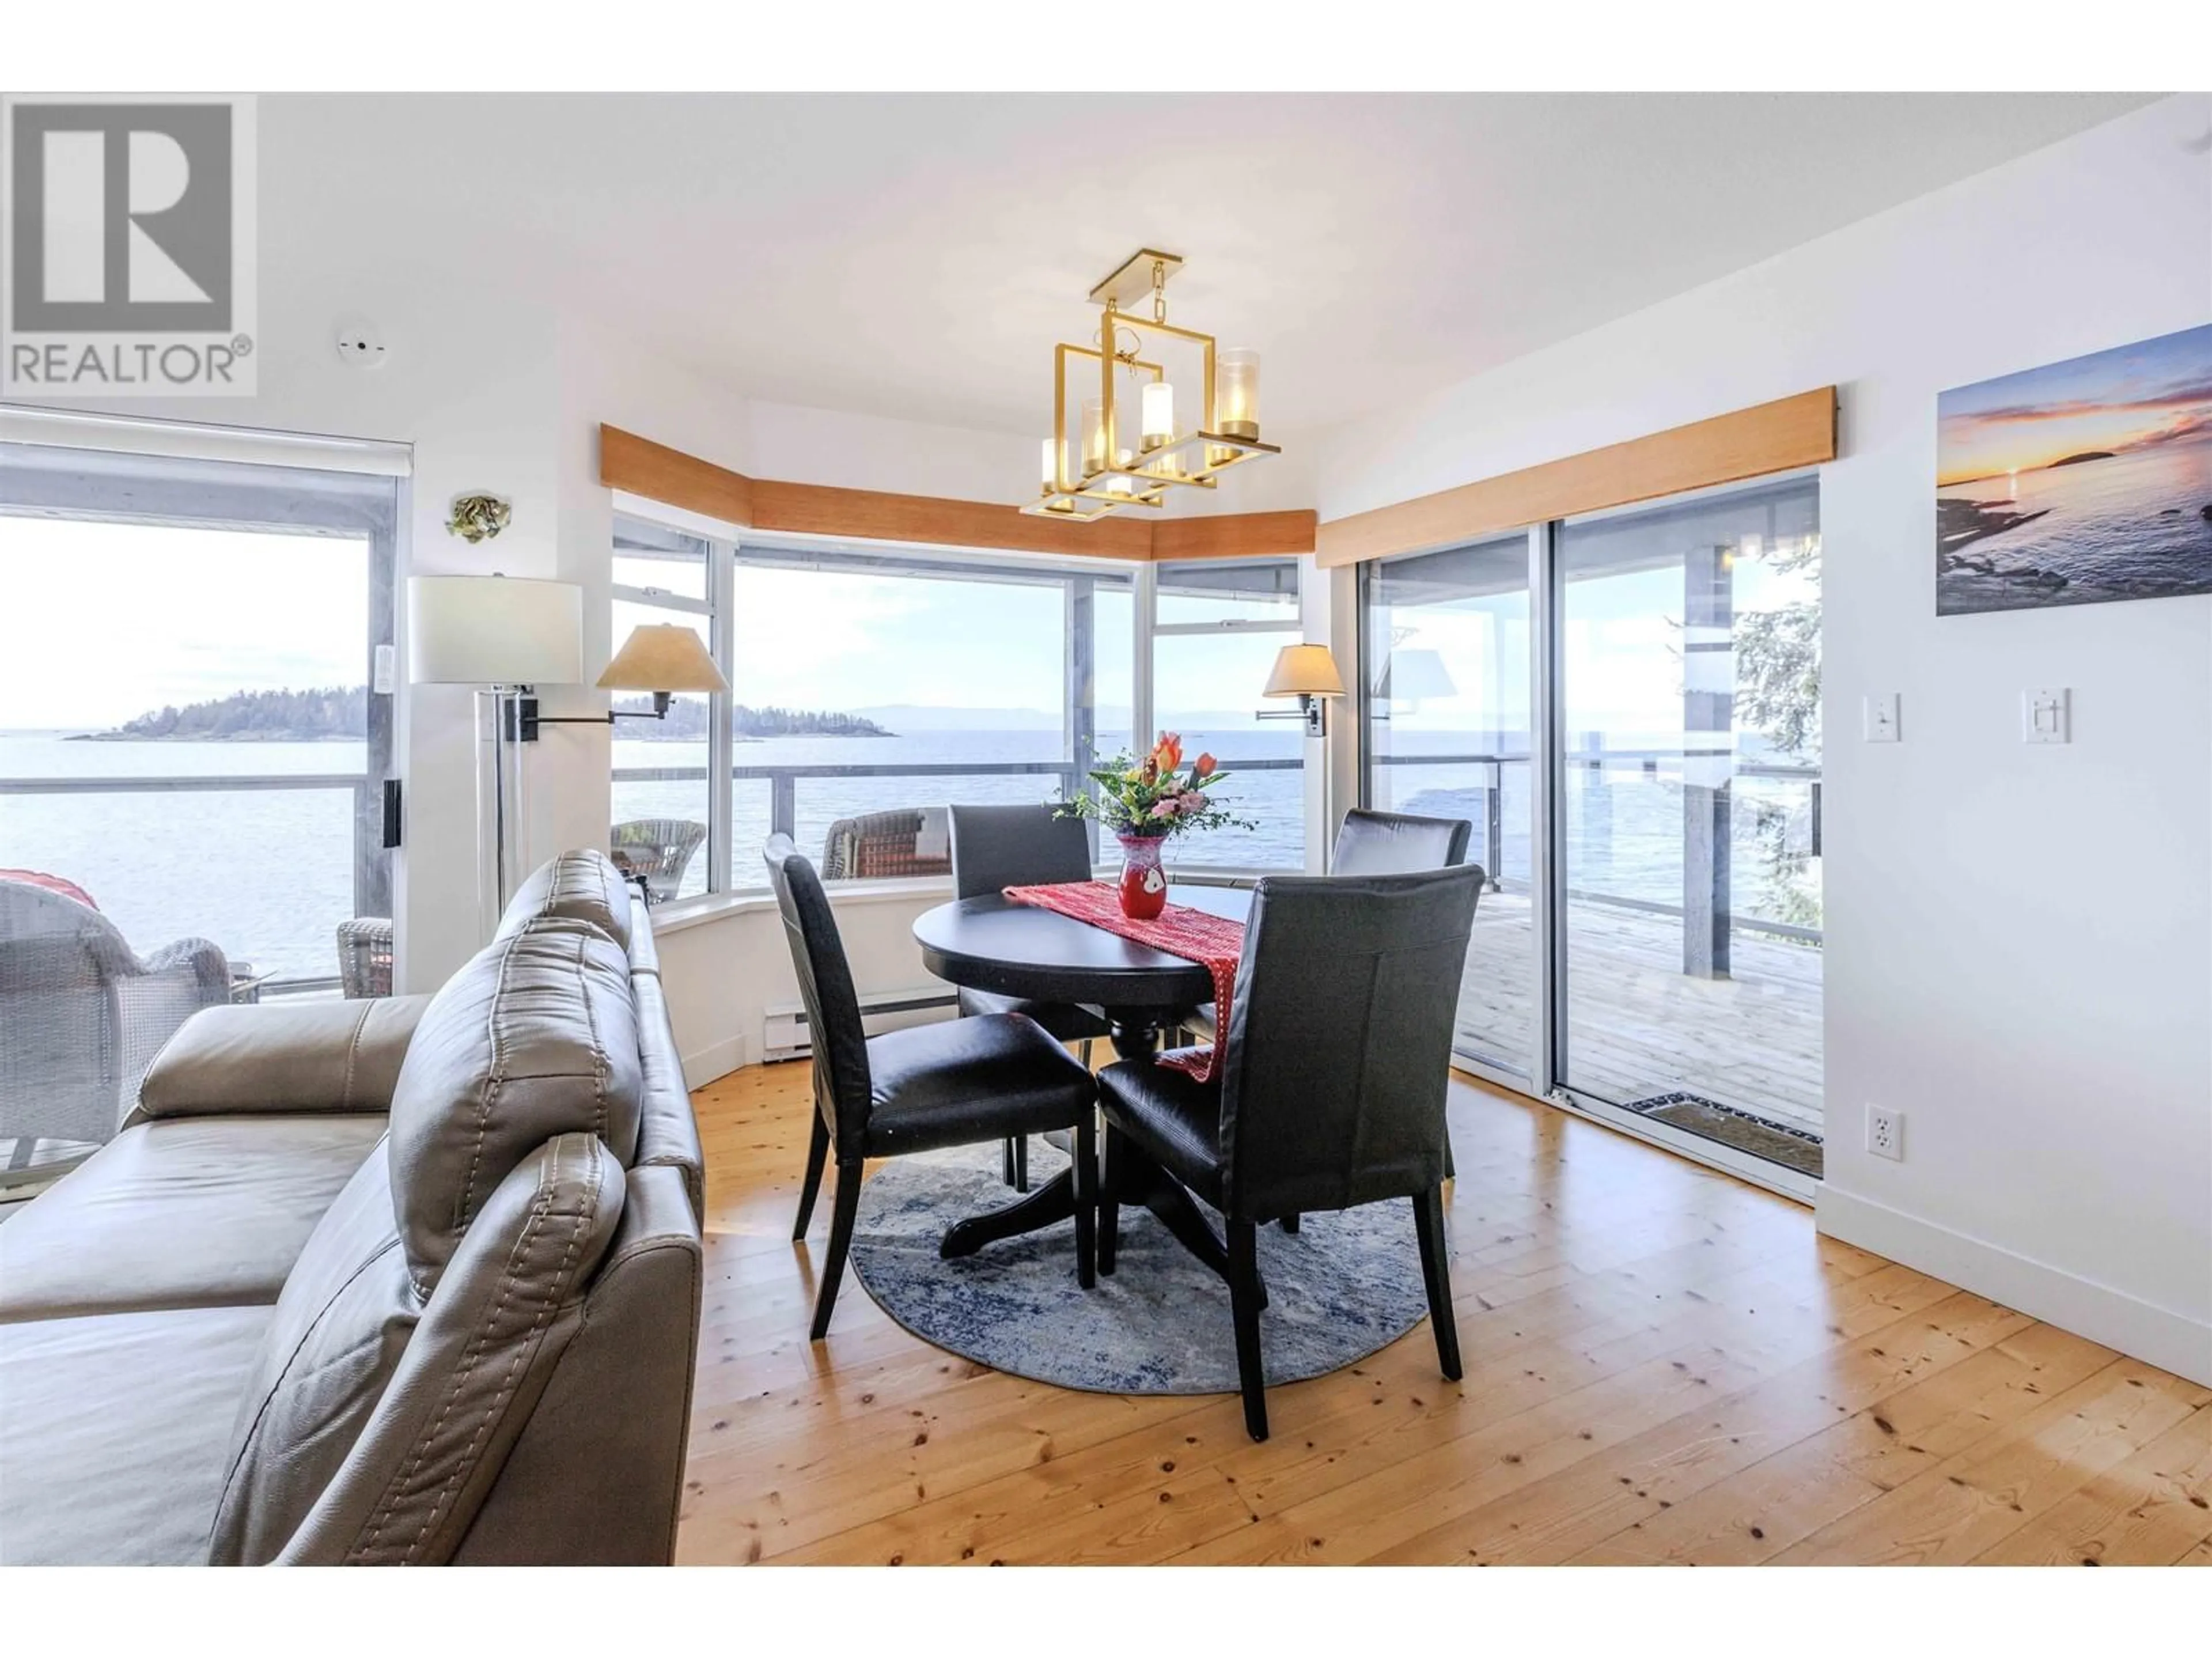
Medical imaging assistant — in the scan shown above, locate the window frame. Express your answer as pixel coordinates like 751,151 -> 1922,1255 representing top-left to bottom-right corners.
604,498 -> 1316,914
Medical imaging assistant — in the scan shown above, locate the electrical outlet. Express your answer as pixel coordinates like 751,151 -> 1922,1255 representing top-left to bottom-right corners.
1866,1106 -> 1904,1162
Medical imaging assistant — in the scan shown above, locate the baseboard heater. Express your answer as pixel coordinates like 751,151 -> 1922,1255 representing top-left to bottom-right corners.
761,986 -> 958,1063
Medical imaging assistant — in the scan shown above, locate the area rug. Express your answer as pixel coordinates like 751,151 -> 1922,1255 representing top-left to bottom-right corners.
1627,1091 -> 1825,1179
848,1142 -> 1429,1395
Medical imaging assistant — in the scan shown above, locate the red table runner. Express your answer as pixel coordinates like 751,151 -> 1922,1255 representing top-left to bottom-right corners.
1001,880 -> 1243,1083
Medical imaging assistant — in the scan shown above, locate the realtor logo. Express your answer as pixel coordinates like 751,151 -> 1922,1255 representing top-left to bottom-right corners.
2,93 -> 257,395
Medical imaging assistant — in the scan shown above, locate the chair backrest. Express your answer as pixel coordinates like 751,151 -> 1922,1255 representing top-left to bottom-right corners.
762,834 -> 873,1157
1331,808 -> 1473,876
1216,866 -> 1484,1222
610,819 -> 706,902
821,808 -> 952,881
948,802 -> 1094,899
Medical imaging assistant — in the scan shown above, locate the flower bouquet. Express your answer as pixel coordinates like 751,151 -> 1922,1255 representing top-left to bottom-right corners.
1059,732 -> 1251,919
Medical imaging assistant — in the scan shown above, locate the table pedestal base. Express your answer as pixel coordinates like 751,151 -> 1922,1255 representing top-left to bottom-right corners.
935,1011 -> 1166,1275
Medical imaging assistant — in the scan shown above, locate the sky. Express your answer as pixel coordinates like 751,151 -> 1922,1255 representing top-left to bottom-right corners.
0,517 -> 366,729
1937,322 -> 2212,487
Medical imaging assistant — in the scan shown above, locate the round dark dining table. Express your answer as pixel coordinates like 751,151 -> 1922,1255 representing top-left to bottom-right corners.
911,882 -> 1252,1259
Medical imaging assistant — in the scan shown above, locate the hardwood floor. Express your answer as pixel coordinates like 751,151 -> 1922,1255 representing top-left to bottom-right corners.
676,1062 -> 2211,1566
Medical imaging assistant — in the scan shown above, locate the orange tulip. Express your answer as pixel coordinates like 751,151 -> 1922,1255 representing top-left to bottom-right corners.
1193,752 -> 1217,779
1152,732 -> 1183,775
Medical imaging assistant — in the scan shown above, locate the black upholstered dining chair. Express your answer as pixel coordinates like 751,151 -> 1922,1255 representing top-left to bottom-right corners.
764,835 -> 1100,1338
948,804 -> 1112,1192
1330,807 -> 1473,875
1098,865 -> 1486,1441
1177,806 -> 1473,1048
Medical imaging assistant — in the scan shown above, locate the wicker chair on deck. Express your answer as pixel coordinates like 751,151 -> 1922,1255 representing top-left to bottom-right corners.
819,808 -> 952,881
0,876 -> 232,1156
610,818 -> 707,905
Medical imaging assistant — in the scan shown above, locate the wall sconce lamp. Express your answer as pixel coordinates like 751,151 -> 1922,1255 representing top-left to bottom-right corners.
1258,643 -> 1347,738
522,623 -> 730,741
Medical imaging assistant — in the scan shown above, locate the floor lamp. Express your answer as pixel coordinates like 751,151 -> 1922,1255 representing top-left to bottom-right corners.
407,574 -> 584,934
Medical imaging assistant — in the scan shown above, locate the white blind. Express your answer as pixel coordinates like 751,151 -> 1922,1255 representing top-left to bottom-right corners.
0,404 -> 412,477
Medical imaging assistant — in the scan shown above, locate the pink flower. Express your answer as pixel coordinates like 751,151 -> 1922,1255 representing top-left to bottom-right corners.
1179,790 -> 1206,813
1150,798 -> 1180,819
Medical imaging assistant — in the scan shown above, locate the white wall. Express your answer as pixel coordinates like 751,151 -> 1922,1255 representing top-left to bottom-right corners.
1318,94 -> 2212,1384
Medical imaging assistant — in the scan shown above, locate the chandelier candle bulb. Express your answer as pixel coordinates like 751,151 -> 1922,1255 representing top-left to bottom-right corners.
1141,380 -> 1176,450
1081,399 -> 1107,476
1218,349 -> 1261,440
1040,437 -> 1060,490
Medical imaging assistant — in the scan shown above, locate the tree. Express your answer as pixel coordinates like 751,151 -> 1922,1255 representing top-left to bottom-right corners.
1733,535 -> 1823,930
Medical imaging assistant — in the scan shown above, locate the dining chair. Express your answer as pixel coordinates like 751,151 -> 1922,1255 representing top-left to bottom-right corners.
765,835 -> 1100,1337
948,804 -> 1112,1192
1330,807 -> 1472,875
1097,865 -> 1486,1441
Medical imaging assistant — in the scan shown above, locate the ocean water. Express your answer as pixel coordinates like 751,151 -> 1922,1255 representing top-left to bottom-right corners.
1939,435 -> 2212,612
5,725 -> 1816,987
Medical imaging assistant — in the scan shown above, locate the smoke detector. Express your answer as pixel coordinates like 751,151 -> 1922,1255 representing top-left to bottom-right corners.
334,317 -> 388,370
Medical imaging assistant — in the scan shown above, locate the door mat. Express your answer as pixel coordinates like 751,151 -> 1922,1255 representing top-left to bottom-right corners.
1625,1092 -> 1824,1180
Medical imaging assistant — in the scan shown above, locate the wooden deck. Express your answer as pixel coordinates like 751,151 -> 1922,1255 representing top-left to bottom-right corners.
1456,889 -> 1824,1136
673,1064 -> 2212,1565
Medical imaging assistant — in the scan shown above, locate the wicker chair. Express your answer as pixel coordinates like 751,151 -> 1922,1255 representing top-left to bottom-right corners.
336,916 -> 395,999
1,877 -> 232,1150
819,808 -> 952,881
610,818 -> 707,905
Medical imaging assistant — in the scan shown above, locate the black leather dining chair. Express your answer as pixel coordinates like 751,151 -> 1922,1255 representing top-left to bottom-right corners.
949,804 -> 1112,1193
765,835 -> 1100,1338
1097,865 -> 1486,1441
1331,807 -> 1473,876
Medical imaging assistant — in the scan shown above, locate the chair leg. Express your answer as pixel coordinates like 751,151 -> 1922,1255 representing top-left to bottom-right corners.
1072,1112 -> 1097,1289
1002,1135 -> 1031,1192
1412,1183 -> 1461,1381
1097,1122 -> 1122,1277
1279,1213 -> 1300,1234
1228,1218 -> 1269,1441
1444,1132 -> 1457,1183
809,1160 -> 863,1341
793,1111 -> 830,1241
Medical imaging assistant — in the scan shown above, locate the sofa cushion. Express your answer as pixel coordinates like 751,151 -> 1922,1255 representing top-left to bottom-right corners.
495,848 -> 632,952
130,995 -> 430,1124
0,1113 -> 388,1320
0,1304 -> 273,1564
206,1147 -> 416,1565
259,1134 -> 624,1564
387,919 -> 641,1295
631,971 -> 703,1220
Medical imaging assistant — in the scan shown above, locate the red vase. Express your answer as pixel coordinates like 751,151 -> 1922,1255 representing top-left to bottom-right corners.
1116,832 -> 1168,921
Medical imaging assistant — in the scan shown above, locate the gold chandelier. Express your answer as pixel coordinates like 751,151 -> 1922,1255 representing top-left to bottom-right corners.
1022,249 -> 1278,522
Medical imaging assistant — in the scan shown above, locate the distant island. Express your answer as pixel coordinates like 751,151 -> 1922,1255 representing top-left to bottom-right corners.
615,696 -> 892,740
72,687 -> 890,742
71,686 -> 367,742
2045,450 -> 2116,469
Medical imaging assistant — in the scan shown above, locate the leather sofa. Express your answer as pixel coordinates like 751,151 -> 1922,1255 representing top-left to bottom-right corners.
0,851 -> 704,1565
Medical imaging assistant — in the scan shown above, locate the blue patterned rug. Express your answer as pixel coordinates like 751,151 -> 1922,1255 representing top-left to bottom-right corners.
848,1142 -> 1430,1394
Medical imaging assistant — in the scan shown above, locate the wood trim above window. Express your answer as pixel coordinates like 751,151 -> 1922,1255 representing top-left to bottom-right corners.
1313,387 -> 1838,569
597,425 -> 1316,563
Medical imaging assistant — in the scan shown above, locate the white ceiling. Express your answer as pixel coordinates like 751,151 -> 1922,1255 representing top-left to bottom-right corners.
292,92 -> 2158,437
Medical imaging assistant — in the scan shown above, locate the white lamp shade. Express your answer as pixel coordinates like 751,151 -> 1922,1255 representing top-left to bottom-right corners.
1263,643 -> 1347,699
408,575 -> 584,685
1377,647 -> 1457,702
597,623 -> 729,694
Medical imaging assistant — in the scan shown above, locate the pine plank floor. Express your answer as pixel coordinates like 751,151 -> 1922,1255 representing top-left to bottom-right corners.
675,1062 -> 2209,1566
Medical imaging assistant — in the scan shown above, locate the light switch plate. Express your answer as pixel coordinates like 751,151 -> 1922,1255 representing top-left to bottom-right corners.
2024,687 -> 2069,744
373,643 -> 396,695
1863,692 -> 1900,743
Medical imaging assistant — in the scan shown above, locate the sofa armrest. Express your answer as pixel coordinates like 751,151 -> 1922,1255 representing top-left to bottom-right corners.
126,995 -> 433,1126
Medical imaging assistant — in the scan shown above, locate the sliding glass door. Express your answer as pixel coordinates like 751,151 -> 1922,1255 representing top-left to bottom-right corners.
1556,478 -> 1823,1177
1361,533 -> 1533,1082
1359,474 -> 1823,1187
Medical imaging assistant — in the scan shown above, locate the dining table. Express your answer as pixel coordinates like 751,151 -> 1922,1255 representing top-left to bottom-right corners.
911,881 -> 1252,1263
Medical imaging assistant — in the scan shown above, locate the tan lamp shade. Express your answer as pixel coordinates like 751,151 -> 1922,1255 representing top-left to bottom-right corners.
597,624 -> 730,694
1262,643 -> 1347,700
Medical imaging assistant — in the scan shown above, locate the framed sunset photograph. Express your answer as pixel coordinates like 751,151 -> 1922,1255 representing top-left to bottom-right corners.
1936,322 -> 2212,615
